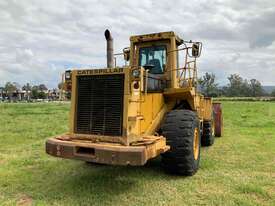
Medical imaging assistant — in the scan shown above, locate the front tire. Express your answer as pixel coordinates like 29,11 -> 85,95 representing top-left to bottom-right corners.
161,110 -> 201,176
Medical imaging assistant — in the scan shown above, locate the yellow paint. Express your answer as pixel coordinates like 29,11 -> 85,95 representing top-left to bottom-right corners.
139,93 -> 164,135
193,127 -> 199,160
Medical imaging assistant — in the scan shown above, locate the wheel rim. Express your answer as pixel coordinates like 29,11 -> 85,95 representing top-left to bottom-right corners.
193,128 -> 199,160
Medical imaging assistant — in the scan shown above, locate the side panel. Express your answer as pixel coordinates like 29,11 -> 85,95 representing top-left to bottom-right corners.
201,97 -> 212,121
140,94 -> 153,134
140,93 -> 164,135
152,93 -> 164,119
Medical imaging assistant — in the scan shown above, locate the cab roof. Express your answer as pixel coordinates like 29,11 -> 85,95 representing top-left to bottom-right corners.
130,31 -> 183,45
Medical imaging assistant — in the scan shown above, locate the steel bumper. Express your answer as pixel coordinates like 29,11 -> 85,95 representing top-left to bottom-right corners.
46,137 -> 169,166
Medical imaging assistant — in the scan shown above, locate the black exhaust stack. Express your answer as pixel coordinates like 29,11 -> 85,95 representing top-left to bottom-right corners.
104,29 -> 114,68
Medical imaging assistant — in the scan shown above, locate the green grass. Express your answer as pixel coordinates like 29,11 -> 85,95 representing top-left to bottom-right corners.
0,102 -> 274,206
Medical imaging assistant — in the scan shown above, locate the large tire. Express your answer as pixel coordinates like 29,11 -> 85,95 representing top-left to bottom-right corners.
201,120 -> 215,146
161,110 -> 201,176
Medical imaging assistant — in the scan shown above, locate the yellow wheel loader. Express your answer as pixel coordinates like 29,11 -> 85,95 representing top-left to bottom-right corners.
46,30 -> 223,176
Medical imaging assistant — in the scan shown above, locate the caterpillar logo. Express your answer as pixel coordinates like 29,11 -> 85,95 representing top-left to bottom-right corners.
77,68 -> 123,75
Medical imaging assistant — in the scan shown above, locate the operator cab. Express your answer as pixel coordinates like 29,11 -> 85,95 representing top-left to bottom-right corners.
128,31 -> 202,90
129,32 -> 183,90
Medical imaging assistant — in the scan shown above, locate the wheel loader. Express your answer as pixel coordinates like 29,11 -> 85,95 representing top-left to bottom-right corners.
46,30 -> 223,176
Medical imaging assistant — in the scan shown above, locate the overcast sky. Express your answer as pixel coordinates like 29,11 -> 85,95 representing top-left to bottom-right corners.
0,0 -> 274,88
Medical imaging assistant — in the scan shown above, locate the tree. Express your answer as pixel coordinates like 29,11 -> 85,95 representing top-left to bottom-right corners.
249,79 -> 264,97
198,72 -> 219,97
58,82 -> 64,90
226,74 -> 244,96
240,79 -> 251,97
31,85 -> 39,99
31,85 -> 48,99
222,74 -> 265,97
38,91 -> 46,99
4,82 -> 17,100
38,84 -> 47,92
22,83 -> 32,101
0,87 -> 4,100
225,74 -> 251,97
22,83 -> 32,91
271,89 -> 275,97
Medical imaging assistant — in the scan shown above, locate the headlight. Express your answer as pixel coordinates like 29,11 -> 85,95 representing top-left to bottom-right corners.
132,69 -> 140,78
65,70 -> 71,80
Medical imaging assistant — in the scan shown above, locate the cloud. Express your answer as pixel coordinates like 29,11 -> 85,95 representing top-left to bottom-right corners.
15,48 -> 34,63
244,8 -> 275,48
0,0 -> 274,88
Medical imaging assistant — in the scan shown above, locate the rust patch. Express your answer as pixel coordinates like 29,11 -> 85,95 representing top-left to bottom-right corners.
46,135 -> 169,166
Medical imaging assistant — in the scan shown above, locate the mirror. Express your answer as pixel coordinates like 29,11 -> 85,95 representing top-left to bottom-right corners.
192,43 -> 200,57
123,47 -> 130,61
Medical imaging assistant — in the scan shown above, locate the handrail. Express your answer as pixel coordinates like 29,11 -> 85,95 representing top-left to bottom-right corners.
114,53 -> 128,67
165,41 -> 201,89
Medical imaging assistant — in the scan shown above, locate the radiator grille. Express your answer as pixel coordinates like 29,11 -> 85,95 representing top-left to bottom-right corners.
76,74 -> 124,136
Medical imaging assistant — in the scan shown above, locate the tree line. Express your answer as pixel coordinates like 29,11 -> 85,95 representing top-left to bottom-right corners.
1,74 -> 274,100
198,73 -> 275,97
0,82 -> 50,100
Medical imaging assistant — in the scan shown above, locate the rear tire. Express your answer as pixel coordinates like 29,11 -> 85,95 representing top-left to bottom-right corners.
161,110 -> 201,176
214,114 -> 223,137
213,103 -> 223,137
201,120 -> 215,146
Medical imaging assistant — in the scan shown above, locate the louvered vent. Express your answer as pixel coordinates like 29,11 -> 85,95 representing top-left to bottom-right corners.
76,74 -> 124,136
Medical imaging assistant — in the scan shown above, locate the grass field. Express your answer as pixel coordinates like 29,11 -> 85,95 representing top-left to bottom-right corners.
0,102 -> 274,206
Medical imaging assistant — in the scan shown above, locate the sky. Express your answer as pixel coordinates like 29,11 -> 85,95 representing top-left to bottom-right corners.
0,0 -> 275,88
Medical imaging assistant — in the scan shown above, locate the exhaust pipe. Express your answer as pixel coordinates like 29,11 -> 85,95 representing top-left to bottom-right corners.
104,29 -> 114,68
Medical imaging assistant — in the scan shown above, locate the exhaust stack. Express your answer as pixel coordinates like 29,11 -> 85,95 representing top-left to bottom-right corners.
104,29 -> 114,68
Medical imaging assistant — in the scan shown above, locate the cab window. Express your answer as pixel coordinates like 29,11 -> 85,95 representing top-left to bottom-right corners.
139,45 -> 166,74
